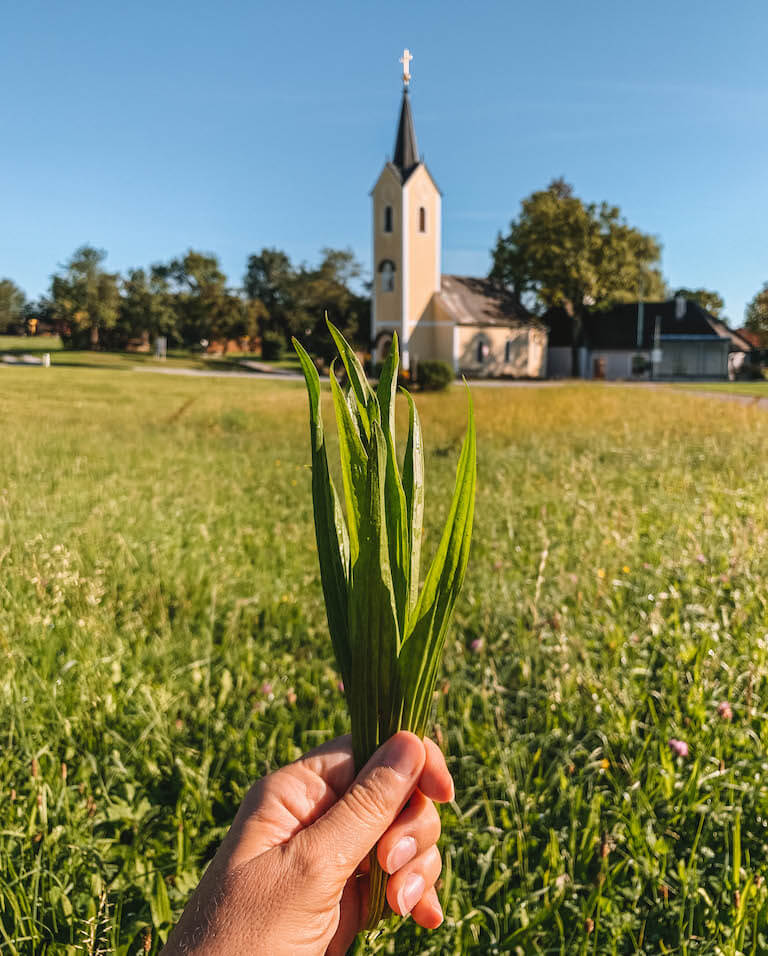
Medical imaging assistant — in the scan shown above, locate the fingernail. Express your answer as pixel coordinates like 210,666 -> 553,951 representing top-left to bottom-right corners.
386,836 -> 418,874
397,873 -> 425,915
431,900 -> 444,926
375,734 -> 422,778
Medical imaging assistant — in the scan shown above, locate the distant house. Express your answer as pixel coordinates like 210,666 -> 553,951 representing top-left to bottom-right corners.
546,297 -> 736,380
370,64 -> 547,379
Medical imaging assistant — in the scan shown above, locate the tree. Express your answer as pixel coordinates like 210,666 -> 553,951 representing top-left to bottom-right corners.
745,283 -> 768,346
118,267 -> 178,347
50,246 -> 121,349
490,179 -> 665,373
164,251 -> 244,346
0,279 -> 26,333
244,248 -> 296,341
293,248 -> 369,360
673,287 -> 725,318
244,247 -> 369,359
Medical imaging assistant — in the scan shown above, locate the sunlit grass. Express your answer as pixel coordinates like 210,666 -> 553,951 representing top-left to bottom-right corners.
2,371 -> 768,953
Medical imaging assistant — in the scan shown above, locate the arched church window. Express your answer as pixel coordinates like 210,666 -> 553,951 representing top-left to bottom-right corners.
383,205 -> 393,233
379,259 -> 396,293
476,338 -> 490,363
505,340 -> 513,363
418,206 -> 427,233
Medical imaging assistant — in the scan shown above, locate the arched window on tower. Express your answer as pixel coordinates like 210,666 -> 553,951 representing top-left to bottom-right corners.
379,260 -> 396,293
418,206 -> 427,233
383,205 -> 393,233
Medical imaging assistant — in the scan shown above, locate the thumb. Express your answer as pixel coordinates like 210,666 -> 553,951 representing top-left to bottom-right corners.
297,732 -> 426,884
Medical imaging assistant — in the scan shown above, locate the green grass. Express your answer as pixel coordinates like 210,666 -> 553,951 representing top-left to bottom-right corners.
0,336 -> 301,375
2,372 -> 768,954
678,381 -> 768,399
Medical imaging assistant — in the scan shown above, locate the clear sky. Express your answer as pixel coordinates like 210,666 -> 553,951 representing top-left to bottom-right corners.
2,0 -> 766,323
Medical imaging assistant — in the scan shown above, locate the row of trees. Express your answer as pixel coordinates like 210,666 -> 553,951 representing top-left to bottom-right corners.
0,246 -> 369,357
2,179 -> 766,356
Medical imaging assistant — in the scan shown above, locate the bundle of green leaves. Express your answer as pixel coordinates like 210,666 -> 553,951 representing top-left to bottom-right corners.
293,322 -> 476,930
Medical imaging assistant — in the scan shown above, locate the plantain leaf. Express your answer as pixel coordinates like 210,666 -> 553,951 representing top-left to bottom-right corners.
292,338 -> 351,689
375,333 -> 410,637
327,317 -> 372,444
401,388 -> 425,619
329,360 -> 368,565
399,387 -> 476,734
376,331 -> 399,438
347,420 -> 401,770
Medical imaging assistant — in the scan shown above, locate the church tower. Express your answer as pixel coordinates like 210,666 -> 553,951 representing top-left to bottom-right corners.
371,50 -> 442,371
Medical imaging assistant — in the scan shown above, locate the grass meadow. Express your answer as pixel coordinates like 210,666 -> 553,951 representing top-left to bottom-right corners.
2,368 -> 768,954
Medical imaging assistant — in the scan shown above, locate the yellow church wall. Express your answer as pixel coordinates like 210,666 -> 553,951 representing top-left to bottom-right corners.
456,326 -> 547,378
371,167 -> 403,334
405,165 -> 440,328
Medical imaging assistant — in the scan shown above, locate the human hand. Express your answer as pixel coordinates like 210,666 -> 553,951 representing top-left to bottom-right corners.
162,731 -> 454,955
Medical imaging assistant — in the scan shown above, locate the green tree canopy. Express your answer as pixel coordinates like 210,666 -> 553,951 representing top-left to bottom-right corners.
490,179 -> 665,372
118,267 -> 178,346
745,283 -> 768,346
49,246 -> 121,349
163,251 -> 244,346
0,279 -> 26,333
244,247 -> 369,358
673,287 -> 725,318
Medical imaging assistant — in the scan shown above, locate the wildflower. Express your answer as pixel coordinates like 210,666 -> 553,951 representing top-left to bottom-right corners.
260,682 -> 274,698
337,680 -> 344,693
668,738 -> 689,758
493,559 -> 503,571
286,688 -> 297,706
622,565 -> 630,574
696,553 -> 706,564
470,638 -> 484,653
717,701 -> 733,720
597,568 -> 606,579
599,758 -> 610,770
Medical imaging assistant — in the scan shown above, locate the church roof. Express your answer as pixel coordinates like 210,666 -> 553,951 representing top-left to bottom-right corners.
392,89 -> 420,181
438,276 -> 544,329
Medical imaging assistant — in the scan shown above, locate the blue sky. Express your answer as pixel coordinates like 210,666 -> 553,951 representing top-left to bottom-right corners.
1,0 -> 766,323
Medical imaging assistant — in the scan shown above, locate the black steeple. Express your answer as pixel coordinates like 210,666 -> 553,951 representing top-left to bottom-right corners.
392,89 -> 420,179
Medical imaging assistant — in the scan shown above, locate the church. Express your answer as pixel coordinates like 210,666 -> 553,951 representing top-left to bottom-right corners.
370,51 -> 548,379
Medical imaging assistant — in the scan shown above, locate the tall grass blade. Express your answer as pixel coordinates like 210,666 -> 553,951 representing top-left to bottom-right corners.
292,338 -> 351,689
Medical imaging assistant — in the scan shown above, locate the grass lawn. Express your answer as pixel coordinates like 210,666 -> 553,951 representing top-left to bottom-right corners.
678,381 -> 768,399
0,336 -> 300,375
2,371 -> 768,953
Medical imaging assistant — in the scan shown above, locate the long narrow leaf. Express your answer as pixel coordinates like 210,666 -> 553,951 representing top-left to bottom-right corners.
401,389 -> 425,619
376,331 -> 399,437
292,338 -> 351,688
329,360 -> 368,564
327,318 -> 373,443
347,420 -> 401,770
375,333 -> 410,637
399,388 -> 476,733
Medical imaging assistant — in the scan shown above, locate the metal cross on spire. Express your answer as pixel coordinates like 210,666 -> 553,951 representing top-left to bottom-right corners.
399,48 -> 413,88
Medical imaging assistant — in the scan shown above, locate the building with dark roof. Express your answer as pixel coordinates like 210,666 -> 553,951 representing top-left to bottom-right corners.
546,297 -> 738,379
370,53 -> 547,378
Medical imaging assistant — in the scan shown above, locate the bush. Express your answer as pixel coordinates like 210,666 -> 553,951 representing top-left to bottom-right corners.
417,359 -> 454,391
260,330 -> 285,361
